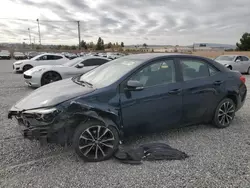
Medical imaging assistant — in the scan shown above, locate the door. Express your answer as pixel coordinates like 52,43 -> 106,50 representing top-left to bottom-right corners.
240,56 -> 250,72
36,55 -> 50,66
51,55 -> 66,65
77,58 -> 109,73
119,58 -> 183,133
179,57 -> 224,124
234,56 -> 245,73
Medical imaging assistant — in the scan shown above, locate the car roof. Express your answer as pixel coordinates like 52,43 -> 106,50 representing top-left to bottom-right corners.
217,55 -> 236,57
83,55 -> 110,60
35,53 -> 64,58
123,53 -> 203,61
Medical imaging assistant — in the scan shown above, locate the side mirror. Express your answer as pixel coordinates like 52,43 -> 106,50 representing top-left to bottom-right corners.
76,63 -> 84,68
126,80 -> 144,91
236,59 -> 241,62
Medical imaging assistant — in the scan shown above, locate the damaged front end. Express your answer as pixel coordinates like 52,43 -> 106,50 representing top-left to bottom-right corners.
8,99 -> 123,146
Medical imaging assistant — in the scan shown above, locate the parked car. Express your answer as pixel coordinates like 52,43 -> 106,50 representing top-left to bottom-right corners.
23,56 -> 110,87
0,50 -> 11,59
107,52 -> 124,60
214,55 -> 250,74
63,53 -> 78,60
98,53 -> 107,57
13,53 -> 69,73
27,51 -> 39,59
8,53 -> 247,162
13,52 -> 26,60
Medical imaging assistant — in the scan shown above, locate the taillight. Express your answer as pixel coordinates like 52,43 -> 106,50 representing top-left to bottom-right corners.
240,75 -> 246,84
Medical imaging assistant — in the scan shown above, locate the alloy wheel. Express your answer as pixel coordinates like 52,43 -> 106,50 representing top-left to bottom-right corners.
78,125 -> 115,160
42,72 -> 61,85
217,101 -> 235,126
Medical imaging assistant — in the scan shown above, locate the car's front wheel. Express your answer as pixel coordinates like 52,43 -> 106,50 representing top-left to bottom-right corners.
213,98 -> 236,128
41,71 -> 62,86
23,64 -> 33,72
73,120 -> 119,162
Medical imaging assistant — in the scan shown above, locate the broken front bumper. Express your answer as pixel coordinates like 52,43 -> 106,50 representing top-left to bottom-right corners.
15,114 -> 52,143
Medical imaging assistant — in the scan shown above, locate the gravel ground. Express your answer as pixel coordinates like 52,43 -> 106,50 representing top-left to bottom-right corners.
0,60 -> 250,188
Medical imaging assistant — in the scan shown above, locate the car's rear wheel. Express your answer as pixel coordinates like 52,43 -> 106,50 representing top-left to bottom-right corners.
247,67 -> 250,74
73,120 -> 119,162
41,71 -> 62,86
23,65 -> 33,72
213,98 -> 236,128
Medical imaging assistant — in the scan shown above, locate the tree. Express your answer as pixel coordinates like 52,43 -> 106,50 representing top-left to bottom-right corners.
70,45 -> 77,50
236,33 -> 250,51
121,42 -> 124,47
107,42 -> 112,48
80,40 -> 87,50
143,43 -> 147,48
96,37 -> 104,50
87,42 -> 95,49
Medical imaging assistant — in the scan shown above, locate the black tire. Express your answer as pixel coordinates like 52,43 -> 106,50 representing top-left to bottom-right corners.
73,120 -> 119,162
247,67 -> 250,75
23,65 -> 33,72
213,98 -> 236,128
41,71 -> 62,86
228,66 -> 232,70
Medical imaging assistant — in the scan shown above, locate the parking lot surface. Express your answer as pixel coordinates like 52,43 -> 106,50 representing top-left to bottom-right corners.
0,60 -> 250,188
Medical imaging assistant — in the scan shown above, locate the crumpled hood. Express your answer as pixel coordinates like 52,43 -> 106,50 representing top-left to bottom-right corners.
12,78 -> 95,110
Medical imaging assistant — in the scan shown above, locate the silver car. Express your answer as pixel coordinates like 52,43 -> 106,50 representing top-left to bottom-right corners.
23,56 -> 110,88
214,55 -> 250,74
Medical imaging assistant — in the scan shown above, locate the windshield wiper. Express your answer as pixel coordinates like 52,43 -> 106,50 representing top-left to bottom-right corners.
79,80 -> 93,87
72,76 -> 93,87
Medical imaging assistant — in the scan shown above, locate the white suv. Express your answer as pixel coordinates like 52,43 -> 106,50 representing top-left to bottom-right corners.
13,53 -> 69,72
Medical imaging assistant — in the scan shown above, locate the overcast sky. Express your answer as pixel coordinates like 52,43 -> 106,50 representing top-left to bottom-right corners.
0,0 -> 249,46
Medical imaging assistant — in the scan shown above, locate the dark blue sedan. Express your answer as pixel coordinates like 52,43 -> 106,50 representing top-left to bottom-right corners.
8,53 -> 247,162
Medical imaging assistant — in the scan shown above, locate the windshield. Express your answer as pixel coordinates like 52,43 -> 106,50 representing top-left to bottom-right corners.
63,57 -> 84,67
30,54 -> 41,60
215,56 -> 235,61
78,57 -> 142,88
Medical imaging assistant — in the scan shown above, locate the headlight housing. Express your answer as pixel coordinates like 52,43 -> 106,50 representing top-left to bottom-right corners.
22,107 -> 60,124
31,68 -> 46,74
14,62 -> 23,65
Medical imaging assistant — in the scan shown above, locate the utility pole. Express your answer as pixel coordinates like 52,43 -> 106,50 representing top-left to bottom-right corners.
36,18 -> 41,45
28,28 -> 31,46
77,21 -> 81,50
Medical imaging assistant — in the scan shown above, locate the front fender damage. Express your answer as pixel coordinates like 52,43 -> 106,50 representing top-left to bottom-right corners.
51,100 -> 123,146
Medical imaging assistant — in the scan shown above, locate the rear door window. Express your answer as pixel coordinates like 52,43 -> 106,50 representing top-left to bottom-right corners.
83,58 -> 109,66
242,56 -> 249,61
180,58 -> 218,81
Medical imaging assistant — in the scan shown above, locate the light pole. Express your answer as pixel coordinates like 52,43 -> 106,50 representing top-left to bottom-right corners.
36,19 -> 41,45
77,21 -> 81,50
28,28 -> 31,46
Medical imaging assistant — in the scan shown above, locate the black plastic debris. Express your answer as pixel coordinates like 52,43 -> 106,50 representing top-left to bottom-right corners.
114,143 -> 189,165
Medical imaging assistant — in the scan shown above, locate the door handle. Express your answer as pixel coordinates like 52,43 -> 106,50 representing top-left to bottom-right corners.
168,89 -> 182,95
213,81 -> 223,85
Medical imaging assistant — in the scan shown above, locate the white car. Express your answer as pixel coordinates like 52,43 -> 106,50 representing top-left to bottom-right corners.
13,52 -> 26,60
23,56 -> 110,88
214,55 -> 250,74
13,53 -> 69,73
0,50 -> 11,59
107,52 -> 125,60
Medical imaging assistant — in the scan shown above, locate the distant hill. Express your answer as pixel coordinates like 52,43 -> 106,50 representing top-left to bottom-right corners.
190,43 -> 236,49
126,43 -> 237,49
